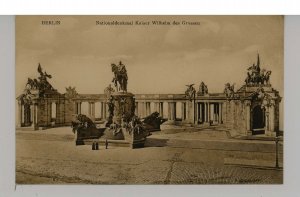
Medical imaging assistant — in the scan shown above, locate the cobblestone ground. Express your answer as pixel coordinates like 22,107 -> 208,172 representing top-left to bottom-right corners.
16,127 -> 283,184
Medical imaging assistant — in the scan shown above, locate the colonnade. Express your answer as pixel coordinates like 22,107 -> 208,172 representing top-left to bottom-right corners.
74,101 -> 109,120
195,102 -> 223,124
17,100 -> 225,128
73,100 -> 190,122
136,101 -> 185,121
15,91 -> 279,137
68,100 -> 224,124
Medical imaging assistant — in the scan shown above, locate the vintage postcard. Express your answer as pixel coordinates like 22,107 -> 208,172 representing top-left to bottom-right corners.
15,16 -> 283,184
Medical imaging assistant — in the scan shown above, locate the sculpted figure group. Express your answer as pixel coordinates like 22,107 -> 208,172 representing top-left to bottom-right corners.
198,81 -> 208,96
25,64 -> 55,96
185,84 -> 196,101
244,54 -> 271,85
224,83 -> 235,99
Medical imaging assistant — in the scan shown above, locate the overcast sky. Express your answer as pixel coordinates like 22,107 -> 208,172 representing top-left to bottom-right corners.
16,16 -> 283,97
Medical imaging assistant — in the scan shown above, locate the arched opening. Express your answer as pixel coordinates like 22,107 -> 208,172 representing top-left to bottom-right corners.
252,105 -> 265,135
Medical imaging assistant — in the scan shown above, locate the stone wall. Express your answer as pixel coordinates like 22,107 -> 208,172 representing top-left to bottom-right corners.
223,100 -> 247,136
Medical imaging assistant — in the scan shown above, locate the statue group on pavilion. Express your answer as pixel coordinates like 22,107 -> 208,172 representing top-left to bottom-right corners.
245,54 -> 272,86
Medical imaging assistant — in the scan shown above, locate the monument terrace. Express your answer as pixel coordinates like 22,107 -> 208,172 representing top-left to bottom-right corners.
16,55 -> 282,138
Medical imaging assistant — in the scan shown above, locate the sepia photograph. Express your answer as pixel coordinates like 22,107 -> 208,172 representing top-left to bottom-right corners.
15,15 -> 283,184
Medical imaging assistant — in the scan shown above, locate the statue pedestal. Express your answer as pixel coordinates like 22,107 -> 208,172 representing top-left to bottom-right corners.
110,92 -> 135,125
74,92 -> 151,148
103,92 -> 148,148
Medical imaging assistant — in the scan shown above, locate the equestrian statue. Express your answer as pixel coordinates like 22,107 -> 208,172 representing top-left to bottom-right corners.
111,61 -> 128,92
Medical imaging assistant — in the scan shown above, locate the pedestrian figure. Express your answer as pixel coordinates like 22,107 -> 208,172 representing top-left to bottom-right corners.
96,142 -> 99,150
92,142 -> 95,150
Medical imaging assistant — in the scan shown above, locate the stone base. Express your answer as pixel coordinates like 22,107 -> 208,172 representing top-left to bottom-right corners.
266,130 -> 276,137
132,139 -> 146,148
81,139 -> 131,147
247,130 -> 252,136
161,120 -> 176,125
102,127 -> 125,140
181,123 -> 193,127
16,126 -> 39,131
80,138 -> 146,149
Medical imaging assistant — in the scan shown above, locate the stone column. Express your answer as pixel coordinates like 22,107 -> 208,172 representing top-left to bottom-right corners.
173,102 -> 176,120
76,102 -> 78,114
216,104 -> 219,123
30,104 -> 34,126
46,101 -> 52,126
168,102 -> 176,120
34,104 -> 38,129
195,102 -> 198,124
55,102 -> 59,124
51,102 -> 56,125
211,103 -> 214,122
93,103 -> 95,117
181,102 -> 186,120
245,101 -> 251,135
162,101 -> 167,119
146,102 -> 151,116
154,102 -> 159,113
100,102 -> 103,118
223,102 -> 226,123
269,103 -> 275,132
219,103 -> 223,124
143,102 -> 147,117
88,102 -> 92,117
103,101 -> 107,119
204,102 -> 207,122
135,102 -> 138,116
186,101 -> 193,124
207,103 -> 211,122
199,103 -> 202,123
105,102 -> 109,118
184,102 -> 187,120
192,101 -> 196,124
17,102 -> 22,127
145,102 -> 148,116
102,102 -> 106,118
168,102 -> 171,120
30,104 -> 37,129
265,107 -> 270,131
159,102 -> 163,117
137,102 -> 142,117
21,105 -> 25,124
77,102 -> 82,114
73,102 -> 77,114
89,102 -> 95,120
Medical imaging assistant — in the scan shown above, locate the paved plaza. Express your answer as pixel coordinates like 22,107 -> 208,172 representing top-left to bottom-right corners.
16,126 -> 283,184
